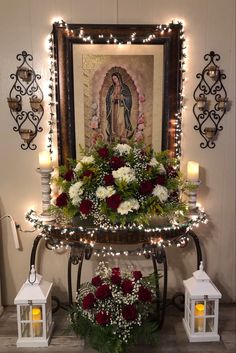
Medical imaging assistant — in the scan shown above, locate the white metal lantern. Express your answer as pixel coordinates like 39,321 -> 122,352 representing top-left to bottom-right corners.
14,265 -> 54,347
183,261 -> 222,342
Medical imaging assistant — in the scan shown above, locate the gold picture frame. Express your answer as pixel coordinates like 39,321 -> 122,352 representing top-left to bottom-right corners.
52,22 -> 183,164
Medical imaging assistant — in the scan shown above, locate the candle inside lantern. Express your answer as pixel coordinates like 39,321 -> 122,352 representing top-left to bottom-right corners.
32,307 -> 42,337
39,151 -> 52,170
195,303 -> 205,332
187,161 -> 199,181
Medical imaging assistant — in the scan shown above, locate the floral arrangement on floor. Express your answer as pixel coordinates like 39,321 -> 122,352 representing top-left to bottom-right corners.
51,141 -> 189,227
69,262 -> 158,353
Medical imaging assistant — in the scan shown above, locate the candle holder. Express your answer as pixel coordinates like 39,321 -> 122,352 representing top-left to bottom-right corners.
193,51 -> 229,149
37,168 -> 55,222
7,51 -> 44,150
187,180 -> 201,211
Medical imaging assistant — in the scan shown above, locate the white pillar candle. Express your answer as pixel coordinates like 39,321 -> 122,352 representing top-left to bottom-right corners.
39,151 -> 52,170
187,161 -> 199,181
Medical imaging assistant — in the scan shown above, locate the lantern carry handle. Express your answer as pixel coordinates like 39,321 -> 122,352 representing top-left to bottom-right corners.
199,261 -> 203,271
28,265 -> 37,285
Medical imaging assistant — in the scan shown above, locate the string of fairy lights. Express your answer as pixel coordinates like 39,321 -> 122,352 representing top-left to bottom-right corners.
46,19 -> 187,161
25,208 -> 208,256
46,31 -> 57,156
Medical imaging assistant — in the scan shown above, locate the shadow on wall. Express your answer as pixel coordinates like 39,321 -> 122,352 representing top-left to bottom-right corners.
0,199 -> 21,305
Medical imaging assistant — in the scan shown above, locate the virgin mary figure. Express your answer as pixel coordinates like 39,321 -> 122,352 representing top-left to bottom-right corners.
106,72 -> 133,142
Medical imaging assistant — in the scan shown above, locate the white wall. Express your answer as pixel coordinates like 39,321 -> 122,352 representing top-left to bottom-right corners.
0,0 -> 235,305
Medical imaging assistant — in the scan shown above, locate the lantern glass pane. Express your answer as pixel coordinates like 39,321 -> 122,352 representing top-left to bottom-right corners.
20,305 -> 30,321
32,321 -> 43,337
206,301 -> 215,316
206,317 -> 214,332
21,322 -> 31,337
32,306 -> 43,337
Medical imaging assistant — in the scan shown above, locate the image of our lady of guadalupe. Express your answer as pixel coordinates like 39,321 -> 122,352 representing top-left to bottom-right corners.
105,71 -> 134,142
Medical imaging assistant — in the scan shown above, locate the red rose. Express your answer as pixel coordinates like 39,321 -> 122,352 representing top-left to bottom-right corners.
55,192 -> 68,207
121,279 -> 134,294
91,275 -> 103,287
95,311 -> 110,325
82,170 -> 94,178
132,270 -> 143,281
140,180 -> 154,194
106,194 -> 122,210
95,284 -> 112,300
109,156 -> 125,170
79,199 -> 93,215
154,174 -> 167,186
104,174 -> 114,186
63,170 -> 74,181
112,267 -> 121,276
166,165 -> 178,178
138,286 -> 152,302
122,304 -> 137,321
82,293 -> 96,310
98,147 -> 109,158
140,149 -> 146,156
111,274 -> 121,285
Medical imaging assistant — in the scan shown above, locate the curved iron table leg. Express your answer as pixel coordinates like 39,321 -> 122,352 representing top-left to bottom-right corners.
150,246 -> 168,330
187,230 -> 203,269
30,234 -> 43,268
67,244 -> 87,306
76,257 -> 84,293
67,257 -> 73,306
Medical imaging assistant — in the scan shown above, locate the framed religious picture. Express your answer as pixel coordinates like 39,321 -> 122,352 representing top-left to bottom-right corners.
52,22 -> 183,165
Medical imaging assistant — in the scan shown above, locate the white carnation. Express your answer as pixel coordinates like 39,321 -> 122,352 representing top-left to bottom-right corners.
157,163 -> 166,174
149,157 -> 166,174
113,143 -> 131,155
69,181 -> 84,205
117,199 -> 140,215
112,166 -> 136,183
81,155 -> 95,164
74,156 -> 94,172
74,162 -> 82,172
149,157 -> 158,166
96,186 -> 115,200
152,185 -> 169,202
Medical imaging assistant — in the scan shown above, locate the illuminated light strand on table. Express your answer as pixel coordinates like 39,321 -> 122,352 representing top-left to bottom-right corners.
25,208 -> 208,247
42,235 -> 192,256
25,209 -> 207,233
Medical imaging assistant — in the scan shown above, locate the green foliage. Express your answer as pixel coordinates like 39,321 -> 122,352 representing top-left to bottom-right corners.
68,308 -> 158,353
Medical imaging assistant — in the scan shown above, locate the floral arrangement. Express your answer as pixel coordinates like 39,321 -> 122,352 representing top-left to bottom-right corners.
69,262 -> 158,353
52,141 -> 189,227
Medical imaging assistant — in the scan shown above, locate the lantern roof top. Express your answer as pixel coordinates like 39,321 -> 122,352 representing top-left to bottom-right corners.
193,261 -> 210,281
14,267 -> 52,304
183,262 -> 222,299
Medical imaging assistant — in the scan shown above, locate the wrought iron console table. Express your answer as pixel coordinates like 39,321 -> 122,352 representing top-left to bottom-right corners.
27,210 -> 206,329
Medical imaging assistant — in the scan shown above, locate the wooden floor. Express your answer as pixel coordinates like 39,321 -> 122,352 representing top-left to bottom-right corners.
0,304 -> 235,353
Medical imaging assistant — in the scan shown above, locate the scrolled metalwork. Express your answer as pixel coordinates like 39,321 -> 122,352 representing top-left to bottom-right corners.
7,51 -> 44,150
193,51 -> 229,149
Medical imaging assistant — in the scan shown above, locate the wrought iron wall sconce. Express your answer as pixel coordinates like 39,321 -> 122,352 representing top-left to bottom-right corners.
7,51 -> 44,150
193,51 -> 229,149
